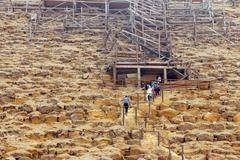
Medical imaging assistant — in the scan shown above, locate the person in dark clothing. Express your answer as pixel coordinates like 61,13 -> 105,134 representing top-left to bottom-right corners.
123,96 -> 130,116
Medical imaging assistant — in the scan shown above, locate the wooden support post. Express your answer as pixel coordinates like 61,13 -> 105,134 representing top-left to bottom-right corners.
168,141 -> 172,160
25,0 -> 29,13
137,67 -> 141,87
209,81 -> 212,95
135,106 -> 137,125
157,132 -> 160,146
148,99 -> 151,117
193,11 -> 197,43
140,128 -> 144,139
181,145 -> 185,160
72,0 -> 76,20
161,86 -> 164,103
163,1 -> 167,38
136,44 -> 139,64
137,93 -> 140,109
122,105 -> 125,126
158,31 -> 161,59
105,0 -> 109,31
164,68 -> 167,83
80,7 -> 83,31
206,151 -> 211,160
144,114 -> 147,128
113,65 -> 117,86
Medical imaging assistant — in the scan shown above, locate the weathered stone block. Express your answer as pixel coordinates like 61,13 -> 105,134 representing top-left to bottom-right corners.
18,105 -> 33,113
233,113 -> 240,124
183,114 -> 196,123
37,105 -> 61,114
184,134 -> 197,142
44,115 -> 58,124
177,122 -> 195,131
30,115 -> 43,124
158,108 -> 179,119
70,112 -> 85,122
89,110 -> 105,119
203,112 -> 220,122
214,133 -> 234,141
197,133 -> 213,141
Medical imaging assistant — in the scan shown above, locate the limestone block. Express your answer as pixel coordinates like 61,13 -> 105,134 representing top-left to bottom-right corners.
14,97 -> 29,105
183,113 -> 196,123
0,95 -> 15,104
131,130 -> 142,139
93,138 -> 112,146
233,113 -> 240,124
208,123 -> 225,131
58,114 -> 67,122
164,124 -> 177,131
3,105 -> 17,114
95,99 -> 117,106
0,113 -> 6,120
177,122 -> 195,131
44,115 -> 58,124
26,133 -> 44,141
30,112 -> 43,124
171,102 -> 189,111
105,111 -> 119,120
169,135 -> 185,143
222,111 -> 236,122
37,105 -> 62,114
18,105 -> 33,113
44,131 -> 57,139
70,112 -> 85,122
197,132 -> 213,141
10,150 -> 32,160
111,153 -> 124,160
203,112 -> 220,122
82,73 -> 89,79
225,155 -> 239,160
235,133 -> 240,141
89,110 -> 105,119
75,137 -> 92,145
184,134 -> 197,142
129,147 -> 145,156
214,133 -> 234,141
60,96 -> 75,103
158,108 -> 179,119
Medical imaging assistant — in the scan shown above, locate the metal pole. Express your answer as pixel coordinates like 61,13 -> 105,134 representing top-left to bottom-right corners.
193,11 -> 197,43
181,145 -> 185,160
148,99 -> 151,117
157,132 -> 160,146
158,30 -> 161,58
137,93 -> 140,109
161,86 -> 164,102
122,106 -> 125,126
105,0 -> 109,31
135,106 -> 137,125
168,141 -> 172,160
80,7 -> 83,31
144,114 -> 147,128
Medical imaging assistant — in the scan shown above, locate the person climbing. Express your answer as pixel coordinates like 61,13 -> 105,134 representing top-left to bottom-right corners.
157,76 -> 162,83
122,96 -> 130,116
146,86 -> 153,102
155,82 -> 160,96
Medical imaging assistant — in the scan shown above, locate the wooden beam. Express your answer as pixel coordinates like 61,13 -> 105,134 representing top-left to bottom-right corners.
137,67 -> 141,87
115,64 -> 186,70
